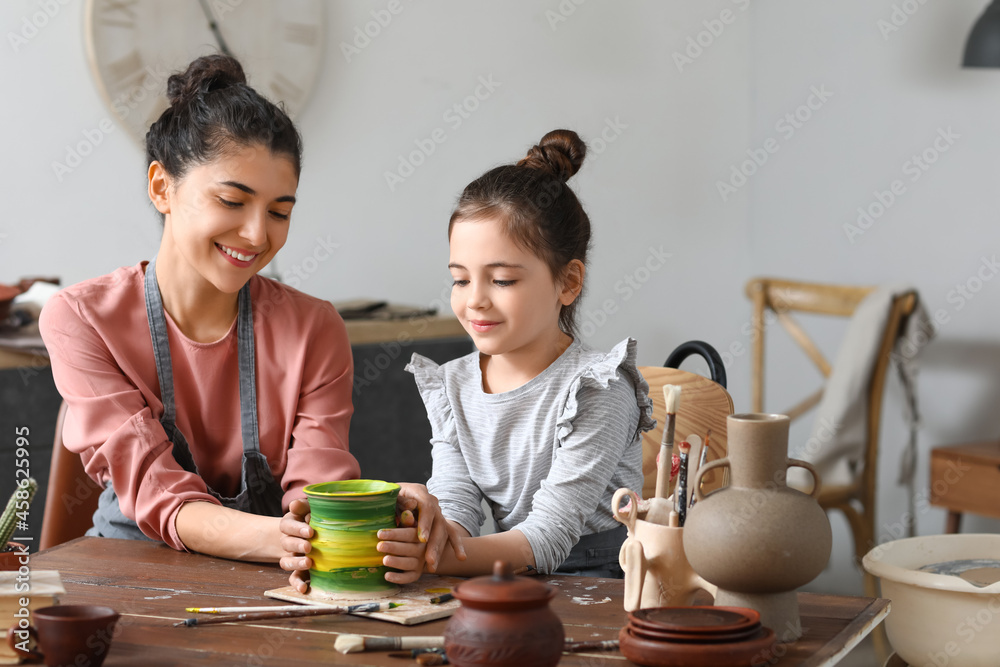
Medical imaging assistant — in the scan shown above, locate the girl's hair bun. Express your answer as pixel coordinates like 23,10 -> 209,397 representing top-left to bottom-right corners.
166,54 -> 247,107
517,129 -> 586,182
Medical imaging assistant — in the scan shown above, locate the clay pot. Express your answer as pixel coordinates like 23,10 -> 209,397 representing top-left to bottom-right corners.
683,413 -> 832,641
444,561 -> 564,667
304,479 -> 400,598
0,542 -> 28,571
612,488 -> 716,611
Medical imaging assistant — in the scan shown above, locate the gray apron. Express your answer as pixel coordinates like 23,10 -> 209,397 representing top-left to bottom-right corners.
87,256 -> 284,541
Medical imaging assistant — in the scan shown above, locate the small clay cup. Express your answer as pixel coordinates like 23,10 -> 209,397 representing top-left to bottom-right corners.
7,605 -> 119,667
0,542 -> 28,571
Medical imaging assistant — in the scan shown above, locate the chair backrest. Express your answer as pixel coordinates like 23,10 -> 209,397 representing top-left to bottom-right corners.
39,402 -> 101,550
636,366 -> 734,501
744,277 -> 917,495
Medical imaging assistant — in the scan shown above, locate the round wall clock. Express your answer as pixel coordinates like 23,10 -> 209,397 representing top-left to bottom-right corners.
84,0 -> 325,147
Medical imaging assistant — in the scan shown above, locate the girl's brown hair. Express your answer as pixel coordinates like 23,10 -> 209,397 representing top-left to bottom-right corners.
449,129 -> 591,337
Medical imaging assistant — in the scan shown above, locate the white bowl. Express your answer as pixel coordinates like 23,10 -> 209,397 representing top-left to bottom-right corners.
863,534 -> 1000,667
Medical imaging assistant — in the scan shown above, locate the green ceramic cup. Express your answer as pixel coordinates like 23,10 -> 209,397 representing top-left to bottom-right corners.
303,479 -> 401,597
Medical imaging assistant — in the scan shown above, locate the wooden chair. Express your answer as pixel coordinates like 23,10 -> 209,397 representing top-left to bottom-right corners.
39,402 -> 101,550
637,367 -> 734,501
745,278 -> 917,602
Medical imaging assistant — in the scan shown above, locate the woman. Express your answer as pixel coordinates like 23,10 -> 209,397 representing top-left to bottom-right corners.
40,54 -> 459,582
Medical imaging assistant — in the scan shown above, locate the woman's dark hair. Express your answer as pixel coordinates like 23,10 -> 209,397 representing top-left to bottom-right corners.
449,129 -> 591,337
145,54 -> 302,182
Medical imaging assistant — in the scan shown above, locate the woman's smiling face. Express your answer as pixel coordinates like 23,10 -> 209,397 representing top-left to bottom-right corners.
152,143 -> 298,294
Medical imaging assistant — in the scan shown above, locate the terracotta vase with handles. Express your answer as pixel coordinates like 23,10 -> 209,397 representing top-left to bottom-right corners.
683,413 -> 832,641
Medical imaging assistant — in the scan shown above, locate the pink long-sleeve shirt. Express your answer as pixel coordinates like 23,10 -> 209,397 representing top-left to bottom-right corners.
38,262 -> 360,550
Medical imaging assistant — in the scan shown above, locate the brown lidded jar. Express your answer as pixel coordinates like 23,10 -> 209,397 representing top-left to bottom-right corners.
443,560 -> 564,667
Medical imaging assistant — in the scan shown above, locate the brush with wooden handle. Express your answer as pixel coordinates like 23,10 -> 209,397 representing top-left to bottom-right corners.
335,634 -> 446,654
645,384 -> 681,525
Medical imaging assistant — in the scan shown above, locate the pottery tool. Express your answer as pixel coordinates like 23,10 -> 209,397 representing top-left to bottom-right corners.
647,384 -> 681,525
389,649 -> 450,665
174,601 -> 401,627
429,593 -> 454,604
676,440 -> 691,526
564,639 -> 619,652
335,634 -> 446,654
689,430 -> 711,510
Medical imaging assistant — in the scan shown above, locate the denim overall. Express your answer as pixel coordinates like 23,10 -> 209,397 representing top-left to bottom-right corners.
555,524 -> 628,579
87,257 -> 284,540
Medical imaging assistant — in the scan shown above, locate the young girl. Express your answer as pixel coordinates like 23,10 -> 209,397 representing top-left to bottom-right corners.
393,129 -> 655,577
39,55 -> 453,583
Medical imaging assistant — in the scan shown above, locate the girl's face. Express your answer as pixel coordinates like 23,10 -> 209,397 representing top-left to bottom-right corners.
150,143 -> 298,294
449,217 -> 579,360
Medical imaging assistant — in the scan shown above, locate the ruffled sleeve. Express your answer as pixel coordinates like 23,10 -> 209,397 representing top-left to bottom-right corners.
556,338 -> 656,444
405,354 -> 486,536
517,338 -> 654,573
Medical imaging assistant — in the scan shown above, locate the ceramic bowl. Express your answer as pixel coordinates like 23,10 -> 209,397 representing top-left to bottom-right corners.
304,479 -> 400,598
862,533 -> 1000,667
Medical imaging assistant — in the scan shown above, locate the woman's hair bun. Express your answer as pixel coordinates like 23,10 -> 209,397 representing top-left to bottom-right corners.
166,54 -> 247,107
517,129 -> 586,182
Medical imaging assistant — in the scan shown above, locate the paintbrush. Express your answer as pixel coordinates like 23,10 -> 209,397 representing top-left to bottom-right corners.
646,384 -> 681,525
174,601 -> 401,627
689,429 -> 711,510
676,440 -> 691,526
186,604 -> 329,614
335,634 -> 446,654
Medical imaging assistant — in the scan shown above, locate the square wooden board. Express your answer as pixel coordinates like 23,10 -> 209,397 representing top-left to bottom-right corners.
264,574 -> 463,625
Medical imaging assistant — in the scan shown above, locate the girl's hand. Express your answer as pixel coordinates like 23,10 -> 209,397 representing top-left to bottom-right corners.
382,483 -> 466,576
278,498 -> 313,593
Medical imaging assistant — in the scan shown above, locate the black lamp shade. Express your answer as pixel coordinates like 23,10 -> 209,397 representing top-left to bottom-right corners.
964,0 -> 1000,67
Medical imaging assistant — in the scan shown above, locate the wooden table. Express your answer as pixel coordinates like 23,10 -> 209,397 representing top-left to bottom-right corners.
929,441 -> 1000,533
21,538 -> 888,666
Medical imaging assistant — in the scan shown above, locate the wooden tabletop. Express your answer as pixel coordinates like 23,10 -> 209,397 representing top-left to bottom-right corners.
25,538 -> 888,666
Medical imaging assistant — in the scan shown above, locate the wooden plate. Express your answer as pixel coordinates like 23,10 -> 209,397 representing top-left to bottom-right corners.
619,625 -> 776,667
630,606 -> 761,635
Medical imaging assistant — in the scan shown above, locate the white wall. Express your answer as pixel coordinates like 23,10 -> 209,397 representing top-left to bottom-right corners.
3,0 -> 998,593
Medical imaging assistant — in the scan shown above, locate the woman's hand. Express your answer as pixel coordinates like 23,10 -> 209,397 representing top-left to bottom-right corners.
278,498 -> 313,593
376,483 -> 466,583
